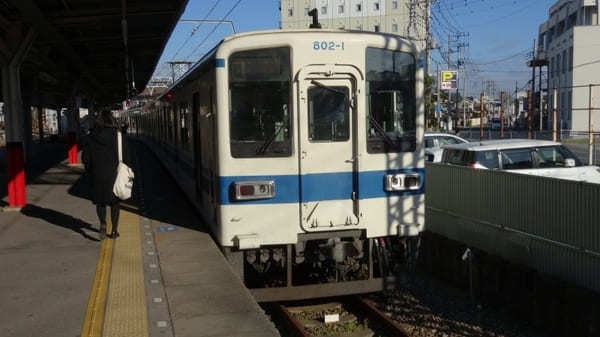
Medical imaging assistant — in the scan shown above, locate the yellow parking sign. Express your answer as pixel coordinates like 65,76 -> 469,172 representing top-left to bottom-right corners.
441,70 -> 457,90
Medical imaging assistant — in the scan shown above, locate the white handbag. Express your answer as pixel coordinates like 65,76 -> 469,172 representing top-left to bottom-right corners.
113,131 -> 134,200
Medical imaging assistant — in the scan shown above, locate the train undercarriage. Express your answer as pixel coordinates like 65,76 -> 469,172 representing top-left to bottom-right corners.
224,230 -> 420,302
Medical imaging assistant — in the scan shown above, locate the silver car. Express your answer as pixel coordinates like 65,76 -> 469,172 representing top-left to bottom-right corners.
424,132 -> 469,162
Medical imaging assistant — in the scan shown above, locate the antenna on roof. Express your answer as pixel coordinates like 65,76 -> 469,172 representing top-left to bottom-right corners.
308,8 -> 321,29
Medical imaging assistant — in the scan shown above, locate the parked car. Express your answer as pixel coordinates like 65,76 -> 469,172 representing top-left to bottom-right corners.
441,139 -> 581,169
424,132 -> 469,162
439,139 -> 600,183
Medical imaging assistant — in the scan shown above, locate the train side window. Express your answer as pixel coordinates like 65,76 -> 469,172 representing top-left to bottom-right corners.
365,48 -> 416,153
228,47 -> 292,158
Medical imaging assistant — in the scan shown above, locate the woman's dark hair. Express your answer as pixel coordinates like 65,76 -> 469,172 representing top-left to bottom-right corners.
94,110 -> 116,130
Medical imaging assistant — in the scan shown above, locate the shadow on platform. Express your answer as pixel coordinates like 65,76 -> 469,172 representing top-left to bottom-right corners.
20,204 -> 99,242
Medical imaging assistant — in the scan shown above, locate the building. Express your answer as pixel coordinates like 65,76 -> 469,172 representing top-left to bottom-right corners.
538,0 -> 600,132
279,0 -> 428,51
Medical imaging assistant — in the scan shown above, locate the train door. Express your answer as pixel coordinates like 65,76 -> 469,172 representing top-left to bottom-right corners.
298,71 -> 359,230
192,92 -> 202,202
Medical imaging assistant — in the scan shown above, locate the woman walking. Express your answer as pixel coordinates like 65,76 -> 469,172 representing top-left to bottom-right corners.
86,110 -> 122,239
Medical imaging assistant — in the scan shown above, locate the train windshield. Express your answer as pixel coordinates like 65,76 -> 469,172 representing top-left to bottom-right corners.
228,47 -> 291,158
365,48 -> 416,153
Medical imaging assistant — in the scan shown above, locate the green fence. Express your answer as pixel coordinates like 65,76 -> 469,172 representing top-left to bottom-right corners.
425,163 -> 600,293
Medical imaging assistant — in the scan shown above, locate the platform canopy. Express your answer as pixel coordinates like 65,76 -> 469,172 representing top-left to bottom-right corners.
0,0 -> 188,107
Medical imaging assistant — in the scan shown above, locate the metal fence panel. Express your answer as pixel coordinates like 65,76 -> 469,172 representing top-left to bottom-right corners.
425,163 -> 600,293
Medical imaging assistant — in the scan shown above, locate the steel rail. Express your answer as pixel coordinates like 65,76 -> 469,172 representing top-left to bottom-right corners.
270,304 -> 311,337
348,296 -> 411,337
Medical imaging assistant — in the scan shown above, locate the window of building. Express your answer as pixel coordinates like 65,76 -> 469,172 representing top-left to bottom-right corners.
338,5 -> 344,14
374,25 -> 380,32
392,1 -> 398,9
584,5 -> 598,25
568,13 -> 577,29
356,3 -> 362,12
374,2 -> 379,11
550,56 -> 554,78
569,46 -> 573,71
288,8 -> 293,16
548,27 -> 554,44
562,50 -> 567,74
557,20 -> 565,35
392,24 -> 398,32
321,6 -> 327,15
556,53 -> 561,75
304,8 -> 310,16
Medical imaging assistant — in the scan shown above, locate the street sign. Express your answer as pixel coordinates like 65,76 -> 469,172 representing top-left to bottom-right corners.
441,71 -> 457,90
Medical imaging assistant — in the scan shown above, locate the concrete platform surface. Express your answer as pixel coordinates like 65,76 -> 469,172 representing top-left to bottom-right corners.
0,139 -> 280,337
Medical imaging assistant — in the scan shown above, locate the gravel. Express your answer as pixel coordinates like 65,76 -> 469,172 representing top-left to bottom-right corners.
366,274 -> 548,337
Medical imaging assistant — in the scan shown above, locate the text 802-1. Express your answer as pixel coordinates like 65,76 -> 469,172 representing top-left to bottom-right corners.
313,41 -> 345,51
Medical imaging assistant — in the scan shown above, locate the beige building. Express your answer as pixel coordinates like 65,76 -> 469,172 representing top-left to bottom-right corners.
279,0 -> 427,50
538,0 -> 600,131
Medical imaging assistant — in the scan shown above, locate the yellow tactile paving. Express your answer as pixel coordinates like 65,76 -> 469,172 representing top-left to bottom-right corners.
102,209 -> 149,337
81,232 -> 114,337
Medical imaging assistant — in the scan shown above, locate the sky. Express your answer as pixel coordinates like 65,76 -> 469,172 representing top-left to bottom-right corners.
154,0 -> 558,98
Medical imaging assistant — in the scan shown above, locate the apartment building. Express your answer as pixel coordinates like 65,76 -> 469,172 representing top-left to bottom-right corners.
538,0 -> 600,131
279,0 -> 427,50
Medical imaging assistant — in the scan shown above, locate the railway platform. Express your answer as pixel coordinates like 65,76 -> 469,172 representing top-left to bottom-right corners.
0,139 -> 280,337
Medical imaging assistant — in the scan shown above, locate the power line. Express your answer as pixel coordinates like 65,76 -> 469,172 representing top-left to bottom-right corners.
185,0 -> 244,61
171,0 -> 223,60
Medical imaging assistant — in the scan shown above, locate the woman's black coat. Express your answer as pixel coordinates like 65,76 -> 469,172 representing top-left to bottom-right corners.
85,127 -> 120,204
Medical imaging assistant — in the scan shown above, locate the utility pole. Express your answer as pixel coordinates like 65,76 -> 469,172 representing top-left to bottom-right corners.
531,39 -> 536,131
500,91 -> 505,139
527,90 -> 533,139
436,62 -> 441,129
515,80 -> 518,118
480,92 -> 484,140
539,62 -> 543,131
424,0 -> 431,77
553,88 -> 558,141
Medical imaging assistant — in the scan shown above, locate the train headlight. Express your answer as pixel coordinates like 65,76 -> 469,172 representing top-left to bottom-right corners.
384,173 -> 421,191
234,180 -> 276,200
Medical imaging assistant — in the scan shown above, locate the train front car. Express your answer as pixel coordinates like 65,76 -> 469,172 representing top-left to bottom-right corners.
216,30 -> 424,301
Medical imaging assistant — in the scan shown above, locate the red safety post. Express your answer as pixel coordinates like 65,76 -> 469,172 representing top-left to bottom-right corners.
6,142 -> 26,207
68,131 -> 78,164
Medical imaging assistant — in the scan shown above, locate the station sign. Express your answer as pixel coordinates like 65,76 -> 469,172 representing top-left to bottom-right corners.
441,71 -> 457,90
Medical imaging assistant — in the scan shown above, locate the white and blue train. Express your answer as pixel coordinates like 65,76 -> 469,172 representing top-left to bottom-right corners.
132,28 -> 425,301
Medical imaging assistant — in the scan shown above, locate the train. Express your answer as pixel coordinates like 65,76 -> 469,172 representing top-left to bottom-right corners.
129,28 -> 425,301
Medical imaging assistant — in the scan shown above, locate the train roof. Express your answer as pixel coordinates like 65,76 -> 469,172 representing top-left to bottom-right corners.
155,28 -> 421,102
222,28 -> 422,43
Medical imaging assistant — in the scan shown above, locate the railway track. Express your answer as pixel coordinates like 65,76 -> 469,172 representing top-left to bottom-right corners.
269,295 -> 410,337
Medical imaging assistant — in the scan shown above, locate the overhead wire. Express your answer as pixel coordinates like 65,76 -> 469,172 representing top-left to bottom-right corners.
185,0 -> 244,61
171,0 -> 223,60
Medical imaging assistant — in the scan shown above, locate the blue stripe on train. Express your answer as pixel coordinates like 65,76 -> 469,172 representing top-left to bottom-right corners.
218,168 -> 425,205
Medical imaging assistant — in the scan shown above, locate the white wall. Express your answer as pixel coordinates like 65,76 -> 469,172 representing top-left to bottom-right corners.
572,25 -> 600,131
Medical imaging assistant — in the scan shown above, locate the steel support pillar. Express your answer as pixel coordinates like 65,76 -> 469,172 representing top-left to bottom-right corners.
67,96 -> 81,165
1,27 -> 37,209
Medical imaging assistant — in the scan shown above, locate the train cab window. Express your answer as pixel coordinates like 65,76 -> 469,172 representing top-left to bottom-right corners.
308,85 -> 349,142
365,48 -> 416,153
228,47 -> 292,158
